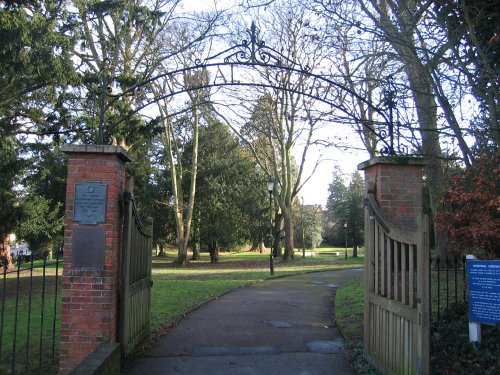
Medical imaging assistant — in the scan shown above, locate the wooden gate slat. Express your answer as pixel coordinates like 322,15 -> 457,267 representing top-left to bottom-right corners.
396,314 -> 401,370
395,242 -> 400,302
120,191 -> 152,355
387,310 -> 394,369
387,237 -> 392,299
402,244 -> 407,306
375,224 -> 380,295
364,194 -> 429,375
409,244 -> 415,308
381,232 -> 386,297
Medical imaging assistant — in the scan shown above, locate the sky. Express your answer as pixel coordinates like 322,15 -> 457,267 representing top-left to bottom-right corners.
179,0 -> 370,207
299,148 -> 367,207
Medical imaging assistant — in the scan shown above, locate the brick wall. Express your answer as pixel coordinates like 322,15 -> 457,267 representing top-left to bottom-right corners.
358,157 -> 426,230
59,145 -> 131,374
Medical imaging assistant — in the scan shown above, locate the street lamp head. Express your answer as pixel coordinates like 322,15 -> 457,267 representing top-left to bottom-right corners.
344,223 -> 348,228
267,176 -> 274,194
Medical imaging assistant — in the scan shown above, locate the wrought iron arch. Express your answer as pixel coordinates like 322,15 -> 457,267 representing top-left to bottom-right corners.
103,21 -> 405,156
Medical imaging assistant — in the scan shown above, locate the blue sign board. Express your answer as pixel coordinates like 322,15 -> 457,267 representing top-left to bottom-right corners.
467,260 -> 500,325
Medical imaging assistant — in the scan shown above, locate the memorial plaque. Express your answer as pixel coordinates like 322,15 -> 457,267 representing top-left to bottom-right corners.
73,181 -> 107,224
467,259 -> 500,325
72,227 -> 105,268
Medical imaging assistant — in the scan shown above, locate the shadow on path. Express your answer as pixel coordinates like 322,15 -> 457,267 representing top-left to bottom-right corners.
123,269 -> 364,375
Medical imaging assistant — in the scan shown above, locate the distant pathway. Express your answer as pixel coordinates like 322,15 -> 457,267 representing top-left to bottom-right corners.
123,269 -> 364,375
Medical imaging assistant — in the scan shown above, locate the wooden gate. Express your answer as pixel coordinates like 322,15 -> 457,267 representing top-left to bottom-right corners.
364,193 -> 430,375
120,191 -> 152,355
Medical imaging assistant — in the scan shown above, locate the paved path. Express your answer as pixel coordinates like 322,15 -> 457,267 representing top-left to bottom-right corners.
123,269 -> 364,375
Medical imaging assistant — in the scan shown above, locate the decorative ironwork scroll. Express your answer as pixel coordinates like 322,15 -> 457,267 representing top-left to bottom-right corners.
100,21 -> 409,156
195,22 -> 310,72
378,77 -> 408,156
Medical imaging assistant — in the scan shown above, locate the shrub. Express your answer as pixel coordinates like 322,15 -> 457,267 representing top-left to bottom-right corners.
438,153 -> 500,258
430,303 -> 500,375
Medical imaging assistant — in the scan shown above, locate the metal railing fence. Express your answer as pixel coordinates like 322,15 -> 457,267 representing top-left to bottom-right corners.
429,254 -> 467,324
0,249 -> 62,374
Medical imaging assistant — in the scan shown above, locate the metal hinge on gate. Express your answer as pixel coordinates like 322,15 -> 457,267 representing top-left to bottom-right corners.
123,190 -> 135,202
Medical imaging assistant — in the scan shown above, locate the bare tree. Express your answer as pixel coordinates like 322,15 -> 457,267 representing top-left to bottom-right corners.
148,11 -> 224,264
215,1 -> 333,260
321,8 -> 394,157
311,0 -> 471,259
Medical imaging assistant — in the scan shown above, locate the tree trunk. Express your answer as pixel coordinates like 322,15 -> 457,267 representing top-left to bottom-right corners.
208,241 -> 219,263
405,62 -> 448,260
178,103 -> 199,265
371,0 -> 449,260
177,235 -> 189,266
191,210 -> 200,260
273,213 -> 283,258
157,244 -> 165,257
249,241 -> 258,252
215,241 -> 220,262
258,241 -> 265,253
163,103 -> 199,266
191,244 -> 200,260
0,235 -> 12,269
178,255 -> 188,265
251,240 -> 266,253
175,217 -> 188,266
352,223 -> 359,258
163,116 -> 189,266
283,213 -> 294,261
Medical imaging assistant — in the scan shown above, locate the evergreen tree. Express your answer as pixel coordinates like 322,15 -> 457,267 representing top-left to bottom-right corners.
189,119 -> 266,251
0,137 -> 22,266
325,170 -> 348,246
17,143 -> 67,257
346,171 -> 364,257
325,169 -> 364,256
0,1 -> 74,265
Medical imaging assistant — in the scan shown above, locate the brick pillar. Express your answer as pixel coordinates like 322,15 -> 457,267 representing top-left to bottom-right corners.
358,156 -> 427,230
59,145 -> 132,374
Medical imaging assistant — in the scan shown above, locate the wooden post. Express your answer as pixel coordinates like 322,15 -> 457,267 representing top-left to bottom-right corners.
417,214 -> 430,375
363,197 -> 375,359
119,188 -> 133,353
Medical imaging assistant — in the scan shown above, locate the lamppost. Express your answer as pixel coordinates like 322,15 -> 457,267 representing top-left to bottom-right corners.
267,176 -> 274,275
301,197 -> 305,258
344,223 -> 348,260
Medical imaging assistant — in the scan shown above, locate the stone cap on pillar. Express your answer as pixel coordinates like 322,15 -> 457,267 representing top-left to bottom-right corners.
60,144 -> 133,162
357,156 -> 428,171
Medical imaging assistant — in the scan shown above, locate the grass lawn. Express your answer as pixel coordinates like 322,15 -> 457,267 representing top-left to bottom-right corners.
3,246 -> 469,374
333,257 -> 469,374
335,275 -> 364,341
334,275 -> 380,374
145,248 -> 373,371
149,249 -> 364,334
1,247 -> 366,372
0,262 -> 62,374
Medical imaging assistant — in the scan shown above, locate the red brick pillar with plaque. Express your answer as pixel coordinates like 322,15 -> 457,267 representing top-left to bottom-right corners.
59,145 -> 132,374
358,156 -> 427,230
